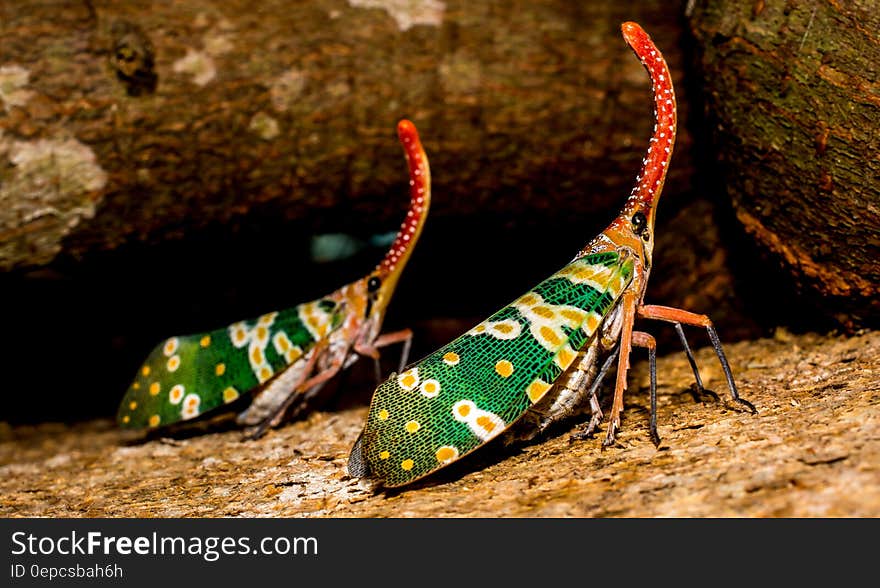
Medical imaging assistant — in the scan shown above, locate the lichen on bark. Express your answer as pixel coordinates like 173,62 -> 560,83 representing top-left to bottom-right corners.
0,135 -> 108,269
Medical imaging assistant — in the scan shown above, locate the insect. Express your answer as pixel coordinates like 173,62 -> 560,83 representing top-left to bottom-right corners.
117,119 -> 431,438
348,22 -> 756,488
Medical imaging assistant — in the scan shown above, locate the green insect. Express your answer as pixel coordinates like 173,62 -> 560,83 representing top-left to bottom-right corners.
117,120 -> 431,437
348,23 -> 755,487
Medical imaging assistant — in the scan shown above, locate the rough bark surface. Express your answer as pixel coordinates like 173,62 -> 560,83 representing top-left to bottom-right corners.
2,329 -> 877,517
1,0 -> 695,271
687,0 -> 880,327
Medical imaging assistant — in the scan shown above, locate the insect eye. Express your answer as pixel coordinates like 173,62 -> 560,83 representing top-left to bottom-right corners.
367,276 -> 381,292
631,211 -> 647,235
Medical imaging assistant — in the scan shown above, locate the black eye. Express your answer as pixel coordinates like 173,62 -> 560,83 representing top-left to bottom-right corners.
632,211 -> 647,235
367,276 -> 381,292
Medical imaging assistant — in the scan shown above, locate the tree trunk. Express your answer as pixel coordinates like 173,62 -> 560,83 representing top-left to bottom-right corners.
1,0 -> 696,270
687,0 -> 880,328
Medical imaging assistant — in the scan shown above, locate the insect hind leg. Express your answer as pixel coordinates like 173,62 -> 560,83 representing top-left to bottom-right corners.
239,340 -> 341,439
631,331 -> 659,446
638,304 -> 756,414
707,325 -> 756,413
673,323 -> 718,403
572,333 -> 659,446
242,380 -> 329,440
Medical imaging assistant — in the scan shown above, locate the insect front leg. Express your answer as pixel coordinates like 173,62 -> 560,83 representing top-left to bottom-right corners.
672,322 -> 719,403
637,305 -> 756,414
604,290 -> 638,447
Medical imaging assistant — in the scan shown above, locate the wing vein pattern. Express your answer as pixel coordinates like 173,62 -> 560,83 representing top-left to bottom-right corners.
362,251 -> 634,486
117,297 -> 344,428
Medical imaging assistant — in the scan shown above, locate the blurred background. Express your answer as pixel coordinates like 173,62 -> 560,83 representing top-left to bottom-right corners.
1,0 -> 877,425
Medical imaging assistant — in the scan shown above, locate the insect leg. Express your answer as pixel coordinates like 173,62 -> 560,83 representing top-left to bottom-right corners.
375,329 -> 413,369
570,343 -> 619,440
242,340 -> 341,439
672,323 -> 719,403
244,358 -> 347,440
707,325 -> 756,412
353,341 -> 383,386
372,359 -> 382,390
356,328 -> 413,386
637,305 -> 756,413
237,346 -> 321,432
604,291 -> 638,447
631,331 -> 659,447
245,379 -> 331,440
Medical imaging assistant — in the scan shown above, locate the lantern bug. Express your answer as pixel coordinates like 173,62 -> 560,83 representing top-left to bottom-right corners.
348,22 -> 756,488
117,120 -> 431,438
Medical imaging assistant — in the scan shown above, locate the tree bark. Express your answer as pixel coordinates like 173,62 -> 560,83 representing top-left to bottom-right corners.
687,0 -> 880,328
1,0 -> 696,270
2,329 -> 877,517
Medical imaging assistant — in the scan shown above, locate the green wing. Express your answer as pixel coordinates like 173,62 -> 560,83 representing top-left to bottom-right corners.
117,297 -> 344,429
357,251 -> 634,486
